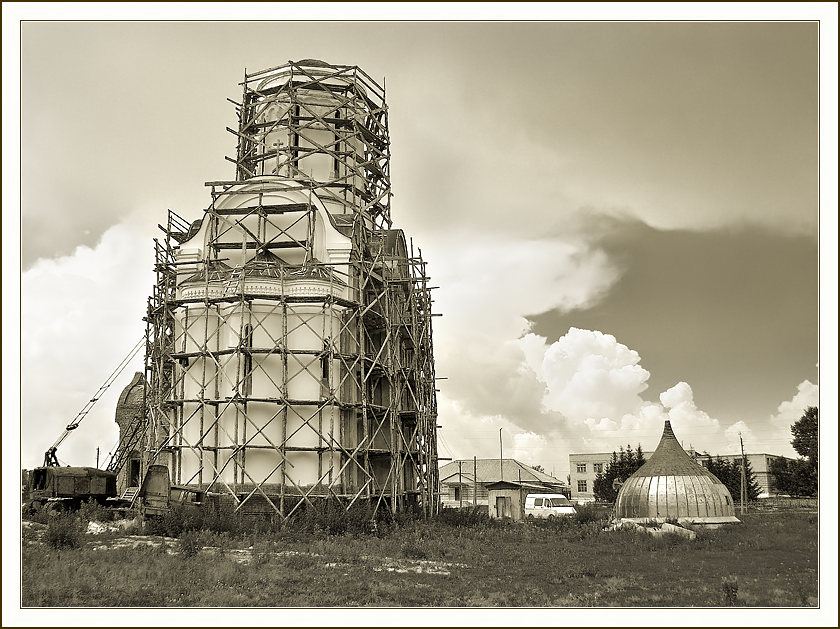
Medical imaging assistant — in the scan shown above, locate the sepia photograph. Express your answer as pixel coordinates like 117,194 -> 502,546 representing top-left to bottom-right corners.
3,3 -> 837,626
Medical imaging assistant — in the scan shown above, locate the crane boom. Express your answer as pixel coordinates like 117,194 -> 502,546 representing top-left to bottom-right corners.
43,337 -> 145,467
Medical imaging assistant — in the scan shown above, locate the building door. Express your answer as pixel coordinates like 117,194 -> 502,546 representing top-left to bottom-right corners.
129,458 -> 141,487
496,496 -> 509,518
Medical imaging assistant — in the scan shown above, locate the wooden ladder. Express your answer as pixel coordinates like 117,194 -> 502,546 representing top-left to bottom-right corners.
121,486 -> 140,502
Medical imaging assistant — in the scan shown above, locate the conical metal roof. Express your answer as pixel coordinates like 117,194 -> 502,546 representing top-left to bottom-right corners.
615,421 -> 740,524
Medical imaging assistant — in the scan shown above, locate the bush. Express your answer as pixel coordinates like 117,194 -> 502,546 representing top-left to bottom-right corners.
287,498 -> 379,537
573,504 -> 610,525
721,575 -> 739,605
400,539 -> 428,560
46,514 -> 82,549
26,503 -> 55,525
177,530 -> 202,558
436,506 -> 490,528
78,499 -> 113,524
202,498 -> 249,535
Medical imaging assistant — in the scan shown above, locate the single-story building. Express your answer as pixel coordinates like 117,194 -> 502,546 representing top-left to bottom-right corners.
439,459 -> 567,508
487,480 -> 550,521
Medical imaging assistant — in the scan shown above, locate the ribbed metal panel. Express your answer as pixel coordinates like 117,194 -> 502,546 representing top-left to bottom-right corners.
615,421 -> 738,522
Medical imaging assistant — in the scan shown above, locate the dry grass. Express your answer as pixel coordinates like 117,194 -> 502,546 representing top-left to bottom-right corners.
21,510 -> 818,607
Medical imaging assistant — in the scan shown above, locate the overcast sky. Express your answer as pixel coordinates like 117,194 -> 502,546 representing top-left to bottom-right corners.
10,19 -> 830,479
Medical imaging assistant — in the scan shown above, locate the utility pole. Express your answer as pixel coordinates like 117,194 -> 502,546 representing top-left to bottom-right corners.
458,460 -> 463,508
499,428 -> 503,481
95,447 -> 100,469
473,456 -> 478,507
739,433 -> 747,515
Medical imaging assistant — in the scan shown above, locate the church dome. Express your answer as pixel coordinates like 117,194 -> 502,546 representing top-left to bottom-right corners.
615,421 -> 740,525
115,371 -> 145,430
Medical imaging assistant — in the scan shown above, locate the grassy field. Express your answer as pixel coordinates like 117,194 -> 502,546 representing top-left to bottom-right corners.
21,506 -> 818,607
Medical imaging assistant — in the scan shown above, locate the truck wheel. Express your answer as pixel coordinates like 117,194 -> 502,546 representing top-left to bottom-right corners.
526,514 -> 534,521
547,514 -> 556,520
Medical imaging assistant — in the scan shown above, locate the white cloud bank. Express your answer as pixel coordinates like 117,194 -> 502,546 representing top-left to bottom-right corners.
21,223 -> 153,468
438,317 -> 819,473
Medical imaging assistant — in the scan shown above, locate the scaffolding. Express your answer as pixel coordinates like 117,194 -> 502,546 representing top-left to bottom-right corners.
136,60 -> 439,518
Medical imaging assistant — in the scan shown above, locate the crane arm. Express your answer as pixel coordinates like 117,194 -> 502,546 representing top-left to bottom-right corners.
43,337 -> 145,467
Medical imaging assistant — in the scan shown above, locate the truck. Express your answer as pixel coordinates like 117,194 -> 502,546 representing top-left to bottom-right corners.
137,464 -> 206,518
26,466 -> 118,511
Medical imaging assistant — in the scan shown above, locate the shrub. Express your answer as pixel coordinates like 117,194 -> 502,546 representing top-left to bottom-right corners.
400,540 -> 428,560
177,530 -> 202,558
78,498 -> 112,524
45,514 -> 82,549
286,498 -> 380,537
721,576 -> 739,605
202,498 -> 248,535
573,504 -> 610,525
26,503 -> 54,525
436,506 -> 490,528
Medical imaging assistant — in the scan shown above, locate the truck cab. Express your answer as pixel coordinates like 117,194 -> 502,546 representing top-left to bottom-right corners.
138,465 -> 205,517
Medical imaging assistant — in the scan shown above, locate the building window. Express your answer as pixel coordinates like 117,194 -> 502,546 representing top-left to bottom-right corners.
593,463 -> 604,474
453,486 -> 461,501
576,463 -> 587,473
577,480 -> 587,493
242,324 -> 253,396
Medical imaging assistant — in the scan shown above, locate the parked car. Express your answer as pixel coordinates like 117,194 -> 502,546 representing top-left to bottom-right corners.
524,493 -> 576,519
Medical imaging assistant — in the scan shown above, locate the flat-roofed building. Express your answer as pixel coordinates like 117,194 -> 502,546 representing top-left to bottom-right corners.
569,451 -> 653,503
695,453 -> 797,498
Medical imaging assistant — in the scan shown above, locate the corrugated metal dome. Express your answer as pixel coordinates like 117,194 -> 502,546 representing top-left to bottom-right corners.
615,421 -> 740,525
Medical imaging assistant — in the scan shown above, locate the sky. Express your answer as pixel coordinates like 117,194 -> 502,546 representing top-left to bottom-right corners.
3,5 -> 838,627
8,19 -> 832,477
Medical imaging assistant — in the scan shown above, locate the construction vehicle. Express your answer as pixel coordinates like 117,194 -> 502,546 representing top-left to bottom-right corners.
137,465 -> 207,518
26,466 -> 118,511
24,338 -> 145,511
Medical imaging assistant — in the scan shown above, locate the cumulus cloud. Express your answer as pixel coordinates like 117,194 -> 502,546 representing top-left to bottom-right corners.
724,421 -> 756,454
437,310 -> 747,477
536,328 -> 649,422
516,330 -> 725,454
770,380 -> 819,430
21,223 -> 154,468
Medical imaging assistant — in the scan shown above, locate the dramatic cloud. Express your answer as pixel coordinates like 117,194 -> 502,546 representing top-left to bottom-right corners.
430,231 -> 624,466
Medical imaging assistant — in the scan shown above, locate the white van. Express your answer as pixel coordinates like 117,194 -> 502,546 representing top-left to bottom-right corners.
524,493 -> 576,519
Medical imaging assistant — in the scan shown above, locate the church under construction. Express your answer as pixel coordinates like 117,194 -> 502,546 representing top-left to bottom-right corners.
112,60 -> 440,518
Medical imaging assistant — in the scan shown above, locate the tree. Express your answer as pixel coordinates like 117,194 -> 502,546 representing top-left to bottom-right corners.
531,464 -> 545,473
703,455 -> 761,503
771,406 -> 818,496
769,457 -> 816,497
792,406 -> 818,466
593,444 -> 646,503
